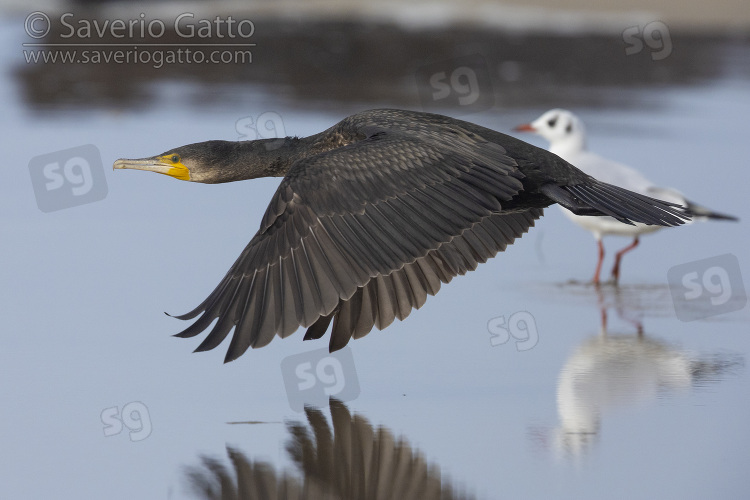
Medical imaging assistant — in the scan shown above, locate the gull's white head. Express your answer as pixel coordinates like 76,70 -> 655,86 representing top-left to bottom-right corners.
515,109 -> 586,156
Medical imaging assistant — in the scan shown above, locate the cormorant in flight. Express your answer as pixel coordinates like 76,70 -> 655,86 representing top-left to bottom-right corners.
115,109 -> 689,362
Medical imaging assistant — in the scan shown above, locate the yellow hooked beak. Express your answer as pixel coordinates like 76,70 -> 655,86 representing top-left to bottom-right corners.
113,154 -> 190,181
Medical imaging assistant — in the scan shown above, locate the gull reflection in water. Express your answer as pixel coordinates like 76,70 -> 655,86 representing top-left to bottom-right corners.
549,285 -> 743,460
183,399 -> 474,500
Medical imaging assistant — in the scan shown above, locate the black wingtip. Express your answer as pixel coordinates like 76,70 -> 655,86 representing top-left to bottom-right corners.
694,210 -> 738,222
304,312 -> 335,341
563,181 -> 692,227
223,351 -> 240,364
173,319 -> 208,338
708,213 -> 739,222
683,199 -> 738,222
168,310 -> 201,321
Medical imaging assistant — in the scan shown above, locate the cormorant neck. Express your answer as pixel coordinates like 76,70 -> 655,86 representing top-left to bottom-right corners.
241,136 -> 314,180
246,137 -> 311,178
187,130 -> 333,184
194,137 -> 315,184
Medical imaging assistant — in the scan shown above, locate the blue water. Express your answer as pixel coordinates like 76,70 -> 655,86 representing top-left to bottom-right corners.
1,15 -> 749,500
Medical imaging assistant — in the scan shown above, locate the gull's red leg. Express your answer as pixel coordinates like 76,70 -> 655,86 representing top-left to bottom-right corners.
611,237 -> 640,284
593,239 -> 605,284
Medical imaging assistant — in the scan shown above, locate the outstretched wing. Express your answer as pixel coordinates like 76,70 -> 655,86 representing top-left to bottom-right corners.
317,207 -> 544,352
173,124 -> 529,361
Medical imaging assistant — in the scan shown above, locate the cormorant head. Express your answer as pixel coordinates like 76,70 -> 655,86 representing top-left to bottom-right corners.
114,140 -> 287,183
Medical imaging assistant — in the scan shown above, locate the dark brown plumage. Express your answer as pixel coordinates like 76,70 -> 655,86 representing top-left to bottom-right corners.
114,109 -> 690,362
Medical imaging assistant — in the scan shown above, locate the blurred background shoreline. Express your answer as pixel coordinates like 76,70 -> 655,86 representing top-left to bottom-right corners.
6,0 -> 750,32
8,0 -> 750,112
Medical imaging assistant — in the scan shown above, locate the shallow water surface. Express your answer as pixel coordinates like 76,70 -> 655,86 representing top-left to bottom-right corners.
2,14 -> 749,500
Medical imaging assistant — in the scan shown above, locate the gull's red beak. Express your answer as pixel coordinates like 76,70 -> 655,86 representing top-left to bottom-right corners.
513,123 -> 536,132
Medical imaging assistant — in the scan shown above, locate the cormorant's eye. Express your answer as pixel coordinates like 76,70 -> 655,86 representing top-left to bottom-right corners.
171,155 -> 179,163
547,117 -> 558,128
